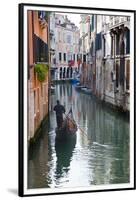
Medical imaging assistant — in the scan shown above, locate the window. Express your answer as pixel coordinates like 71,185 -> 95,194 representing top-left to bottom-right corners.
126,60 -> 130,90
64,53 -> 66,61
60,67 -> 62,79
83,54 -> 86,62
38,11 -> 46,20
34,34 -> 48,62
63,67 -> 66,78
116,34 -> 120,55
77,54 -> 79,61
95,33 -> 102,50
67,35 -> 71,44
59,52 -> 62,61
53,58 -> 56,64
91,15 -> 94,31
125,29 -> 130,54
116,61 -> 119,88
90,24 -> 91,39
120,40 -> 125,55
90,42 -> 94,56
73,54 -> 75,61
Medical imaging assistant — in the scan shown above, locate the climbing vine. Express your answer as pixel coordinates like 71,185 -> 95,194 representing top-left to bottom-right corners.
35,63 -> 49,82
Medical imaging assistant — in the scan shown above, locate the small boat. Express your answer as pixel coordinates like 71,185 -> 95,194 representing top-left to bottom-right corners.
74,83 -> 82,91
81,87 -> 92,95
51,85 -> 55,93
51,82 -> 55,93
71,79 -> 79,85
55,109 -> 77,141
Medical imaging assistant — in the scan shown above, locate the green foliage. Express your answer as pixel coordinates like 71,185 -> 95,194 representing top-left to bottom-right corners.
35,64 -> 49,82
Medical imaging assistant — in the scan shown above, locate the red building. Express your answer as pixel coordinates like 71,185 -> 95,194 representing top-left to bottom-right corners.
27,10 -> 49,144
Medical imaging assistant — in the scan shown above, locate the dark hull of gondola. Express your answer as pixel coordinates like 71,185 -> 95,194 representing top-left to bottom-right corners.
55,126 -> 77,141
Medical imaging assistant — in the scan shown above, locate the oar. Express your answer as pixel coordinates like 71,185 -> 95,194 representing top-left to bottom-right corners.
64,113 -> 87,135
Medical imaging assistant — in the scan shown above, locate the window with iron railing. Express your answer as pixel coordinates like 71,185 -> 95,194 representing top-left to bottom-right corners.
34,34 -> 48,63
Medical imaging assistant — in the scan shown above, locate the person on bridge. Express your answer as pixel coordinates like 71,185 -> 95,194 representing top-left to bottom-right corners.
53,100 -> 66,128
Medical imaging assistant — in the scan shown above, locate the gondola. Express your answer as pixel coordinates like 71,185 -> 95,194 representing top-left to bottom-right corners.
55,109 -> 77,141
81,87 -> 92,95
74,83 -> 83,91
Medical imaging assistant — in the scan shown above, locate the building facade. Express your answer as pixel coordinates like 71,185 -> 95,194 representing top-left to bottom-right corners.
102,16 -> 130,111
27,11 -> 49,143
50,14 -> 80,80
79,14 -> 130,112
79,14 -> 92,87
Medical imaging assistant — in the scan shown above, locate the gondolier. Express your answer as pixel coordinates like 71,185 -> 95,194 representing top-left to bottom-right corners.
54,100 -> 65,128
55,107 -> 77,141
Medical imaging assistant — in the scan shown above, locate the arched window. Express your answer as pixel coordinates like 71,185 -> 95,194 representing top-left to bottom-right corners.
60,67 -> 62,79
63,67 -> 66,78
67,67 -> 70,78
116,34 -> 120,55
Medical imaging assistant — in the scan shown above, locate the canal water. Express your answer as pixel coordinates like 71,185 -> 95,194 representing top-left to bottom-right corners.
28,83 -> 129,189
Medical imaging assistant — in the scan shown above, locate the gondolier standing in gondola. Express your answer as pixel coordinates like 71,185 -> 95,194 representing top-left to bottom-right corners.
54,100 -> 66,128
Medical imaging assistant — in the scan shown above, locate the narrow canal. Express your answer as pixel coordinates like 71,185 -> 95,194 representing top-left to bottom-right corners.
28,83 -> 129,189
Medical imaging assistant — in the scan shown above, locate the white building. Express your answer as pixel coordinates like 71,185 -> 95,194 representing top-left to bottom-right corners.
79,14 -> 92,87
50,13 -> 80,80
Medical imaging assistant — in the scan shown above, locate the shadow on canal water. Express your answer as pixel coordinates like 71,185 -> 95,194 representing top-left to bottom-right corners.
28,83 -> 130,189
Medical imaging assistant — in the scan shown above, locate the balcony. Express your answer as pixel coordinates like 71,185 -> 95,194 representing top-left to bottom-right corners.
109,16 -> 129,28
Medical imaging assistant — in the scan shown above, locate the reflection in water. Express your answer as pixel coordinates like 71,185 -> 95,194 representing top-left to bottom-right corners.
28,83 -> 129,189
54,136 -> 76,187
